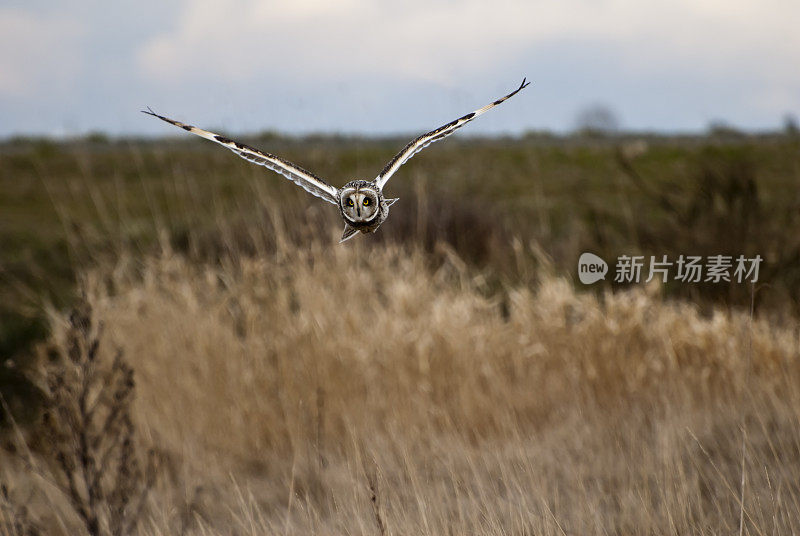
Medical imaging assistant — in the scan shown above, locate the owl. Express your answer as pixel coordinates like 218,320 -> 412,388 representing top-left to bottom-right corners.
143,79 -> 529,242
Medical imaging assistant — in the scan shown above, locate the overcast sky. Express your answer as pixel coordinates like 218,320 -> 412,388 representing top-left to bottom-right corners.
1,0 -> 798,137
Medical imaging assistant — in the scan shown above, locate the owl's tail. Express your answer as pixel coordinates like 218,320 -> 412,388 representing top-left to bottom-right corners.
340,224 -> 360,243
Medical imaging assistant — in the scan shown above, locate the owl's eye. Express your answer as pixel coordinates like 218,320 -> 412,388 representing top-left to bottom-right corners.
363,198 -> 370,206
346,198 -> 354,207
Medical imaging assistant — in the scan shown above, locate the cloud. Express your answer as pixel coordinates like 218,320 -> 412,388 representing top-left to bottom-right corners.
1,0 -> 798,135
136,0 -> 562,86
137,0 -> 800,88
0,8 -> 85,98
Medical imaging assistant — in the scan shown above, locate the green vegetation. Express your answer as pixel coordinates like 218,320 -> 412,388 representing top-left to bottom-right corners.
2,133 -> 798,363
1,132 -> 800,534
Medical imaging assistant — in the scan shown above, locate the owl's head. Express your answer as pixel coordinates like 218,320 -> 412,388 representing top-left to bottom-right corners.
340,182 -> 380,224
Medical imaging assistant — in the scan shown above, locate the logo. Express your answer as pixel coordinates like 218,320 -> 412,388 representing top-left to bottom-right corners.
577,253 -> 762,285
578,252 -> 608,284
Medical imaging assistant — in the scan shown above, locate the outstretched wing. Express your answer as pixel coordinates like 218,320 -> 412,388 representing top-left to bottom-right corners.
375,78 -> 530,190
142,108 -> 339,204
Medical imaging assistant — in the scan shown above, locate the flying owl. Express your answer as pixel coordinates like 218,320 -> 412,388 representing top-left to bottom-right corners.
143,79 -> 529,242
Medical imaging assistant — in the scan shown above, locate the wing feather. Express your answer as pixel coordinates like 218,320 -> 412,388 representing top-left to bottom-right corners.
142,108 -> 339,204
375,78 -> 530,190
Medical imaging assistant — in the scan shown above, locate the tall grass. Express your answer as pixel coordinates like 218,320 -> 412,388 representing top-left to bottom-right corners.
3,134 -> 799,362
2,134 -> 800,534
3,231 -> 798,534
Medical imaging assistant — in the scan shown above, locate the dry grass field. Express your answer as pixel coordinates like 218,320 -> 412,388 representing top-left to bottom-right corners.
1,133 -> 800,534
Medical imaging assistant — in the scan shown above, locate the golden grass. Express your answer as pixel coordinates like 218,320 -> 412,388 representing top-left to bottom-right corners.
2,235 -> 793,535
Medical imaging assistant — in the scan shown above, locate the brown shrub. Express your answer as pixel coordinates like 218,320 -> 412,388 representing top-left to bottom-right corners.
24,240 -> 796,534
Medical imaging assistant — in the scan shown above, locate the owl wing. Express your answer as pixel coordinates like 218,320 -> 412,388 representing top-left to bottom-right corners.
142,108 -> 340,204
374,78 -> 530,190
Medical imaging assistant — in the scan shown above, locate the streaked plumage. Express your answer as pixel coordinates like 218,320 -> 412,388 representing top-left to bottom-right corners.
143,78 -> 529,242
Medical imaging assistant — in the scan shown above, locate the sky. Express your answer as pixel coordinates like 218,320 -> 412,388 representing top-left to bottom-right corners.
0,0 -> 798,137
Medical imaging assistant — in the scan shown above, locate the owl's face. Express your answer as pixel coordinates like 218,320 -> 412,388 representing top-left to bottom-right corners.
340,184 -> 380,224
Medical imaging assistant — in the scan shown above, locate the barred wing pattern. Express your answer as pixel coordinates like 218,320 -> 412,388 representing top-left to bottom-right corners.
142,108 -> 339,204
375,78 -> 530,190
